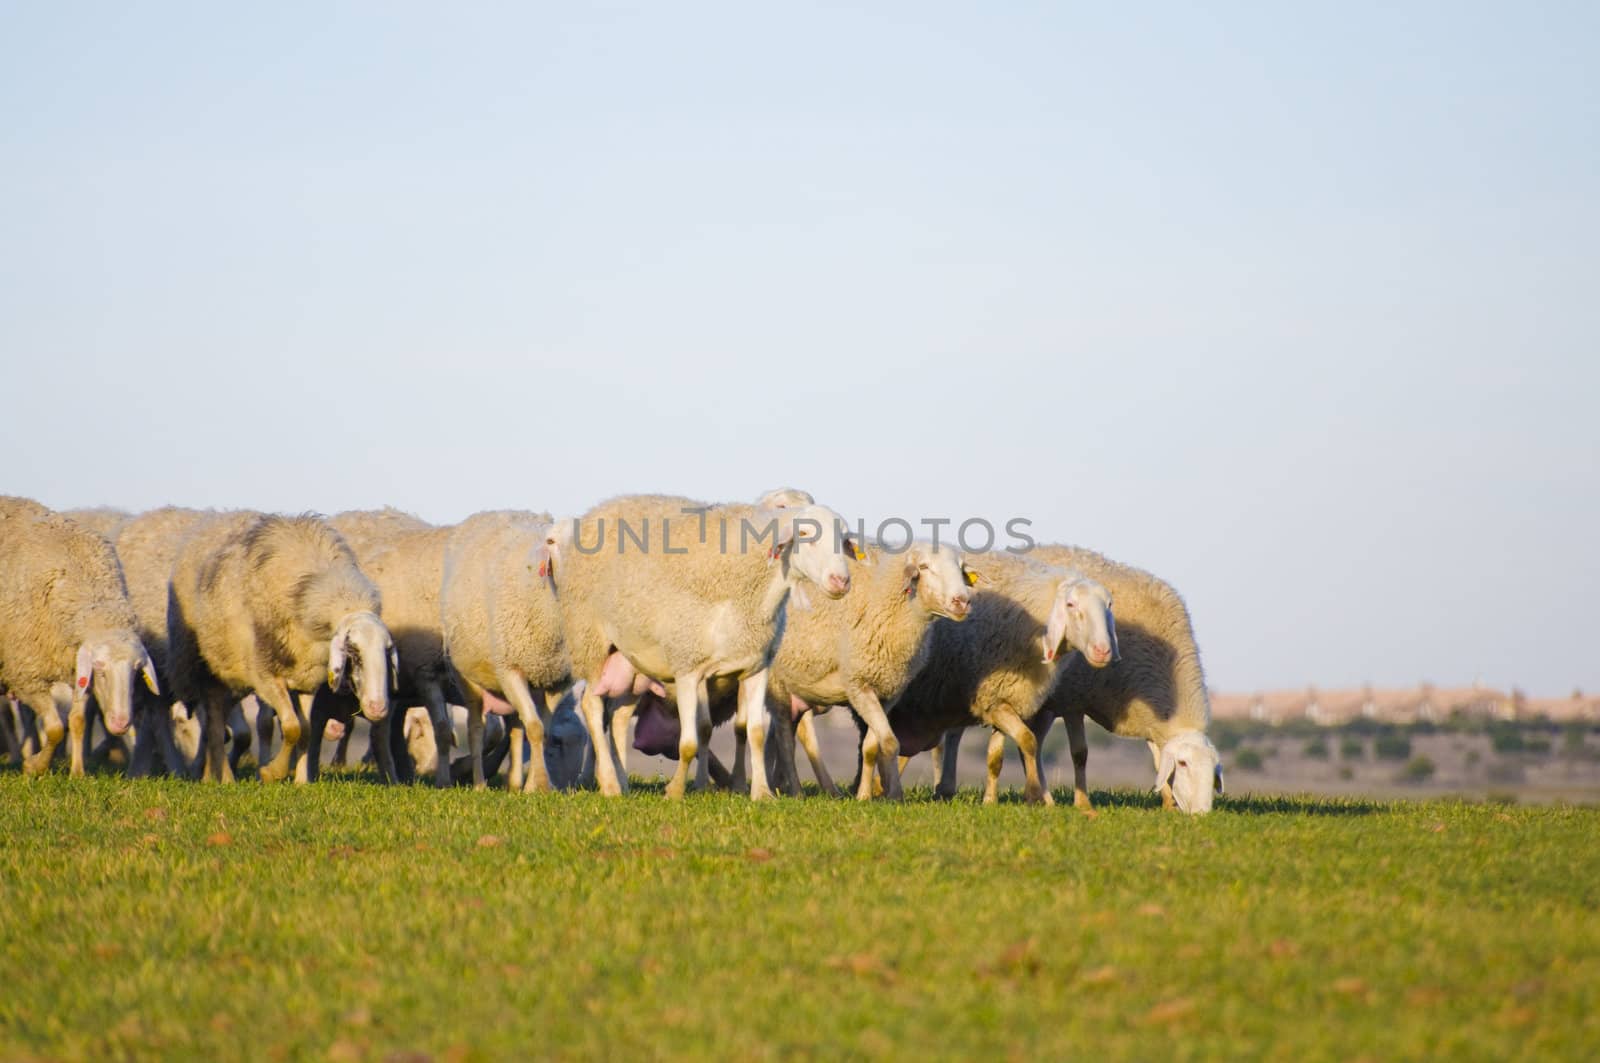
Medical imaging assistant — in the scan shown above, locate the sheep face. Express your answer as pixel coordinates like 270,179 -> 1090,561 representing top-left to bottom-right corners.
1042,577 -> 1118,666
75,633 -> 158,736
905,544 -> 973,621
544,703 -> 590,789
327,611 -> 396,723
777,505 -> 856,601
1157,731 -> 1221,814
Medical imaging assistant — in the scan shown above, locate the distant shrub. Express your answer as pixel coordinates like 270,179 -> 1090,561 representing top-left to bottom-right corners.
1491,729 -> 1525,755
1486,762 -> 1525,785
1337,766 -> 1353,781
1373,733 -> 1412,761
1524,738 -> 1552,756
1303,737 -> 1330,759
1485,790 -> 1519,806
1234,748 -> 1265,772
1213,728 -> 1243,753
1410,720 -> 1438,736
1340,738 -> 1365,761
1465,750 -> 1481,767
1401,757 -> 1436,783
1563,726 -> 1588,756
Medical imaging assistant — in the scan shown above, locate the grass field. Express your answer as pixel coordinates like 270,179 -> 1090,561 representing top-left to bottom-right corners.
3,775 -> 1597,1061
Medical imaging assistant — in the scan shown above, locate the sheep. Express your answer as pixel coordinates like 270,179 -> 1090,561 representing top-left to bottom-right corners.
972,545 -> 1221,813
167,512 -> 396,783
327,509 -> 462,787
884,551 -> 1118,804
0,497 -> 159,776
553,493 -> 859,799
752,539 -> 980,800
439,510 -> 572,791
109,506 -> 216,777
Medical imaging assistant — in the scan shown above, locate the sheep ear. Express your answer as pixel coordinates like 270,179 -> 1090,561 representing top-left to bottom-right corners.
1214,762 -> 1225,795
536,522 -> 569,581
902,556 -> 919,597
388,645 -> 401,691
74,644 -> 94,696
327,631 -> 348,692
843,533 -> 868,564
1154,745 -> 1177,795
1107,610 -> 1122,663
789,580 -> 812,612
140,655 -> 161,696
963,566 -> 981,587
1042,594 -> 1070,664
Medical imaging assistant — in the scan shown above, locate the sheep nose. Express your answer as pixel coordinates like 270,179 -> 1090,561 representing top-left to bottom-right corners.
949,596 -> 970,617
1089,642 -> 1112,664
826,572 -> 850,596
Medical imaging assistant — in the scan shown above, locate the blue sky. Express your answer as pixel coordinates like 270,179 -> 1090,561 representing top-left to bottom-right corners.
2,2 -> 1595,695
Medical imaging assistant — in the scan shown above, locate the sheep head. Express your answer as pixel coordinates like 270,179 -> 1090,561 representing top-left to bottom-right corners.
1043,576 -> 1118,667
902,542 -> 973,621
327,610 -> 396,722
75,632 -> 159,736
1156,731 -> 1222,815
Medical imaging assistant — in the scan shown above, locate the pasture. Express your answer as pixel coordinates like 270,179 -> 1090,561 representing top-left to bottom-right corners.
3,775 -> 1596,1061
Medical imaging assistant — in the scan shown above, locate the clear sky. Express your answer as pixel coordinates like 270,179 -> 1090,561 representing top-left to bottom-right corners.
2,2 -> 1595,696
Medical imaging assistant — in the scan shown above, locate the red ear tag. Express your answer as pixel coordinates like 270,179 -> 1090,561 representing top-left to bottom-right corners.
538,561 -> 549,577
78,676 -> 89,689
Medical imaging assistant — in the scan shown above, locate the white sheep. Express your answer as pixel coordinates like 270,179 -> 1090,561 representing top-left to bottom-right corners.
0,497 -> 159,776
759,539 -> 978,800
439,509 -> 571,791
167,512 -> 397,783
971,545 -> 1221,813
885,552 -> 1118,804
553,493 -> 858,799
328,509 -> 461,787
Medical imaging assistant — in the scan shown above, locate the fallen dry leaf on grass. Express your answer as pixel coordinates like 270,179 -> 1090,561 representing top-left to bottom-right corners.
1144,997 -> 1195,1025
1077,965 -> 1119,987
476,834 -> 501,848
143,807 -> 167,822
828,953 -> 898,984
205,832 -> 231,847
1137,903 -> 1166,918
746,847 -> 774,862
1332,977 -> 1369,997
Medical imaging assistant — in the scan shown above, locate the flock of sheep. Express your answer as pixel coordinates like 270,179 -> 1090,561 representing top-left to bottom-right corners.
0,489 -> 1223,813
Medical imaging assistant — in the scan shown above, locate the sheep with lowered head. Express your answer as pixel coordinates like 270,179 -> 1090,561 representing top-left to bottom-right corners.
167,512 -> 397,783
439,509 -> 572,791
969,544 -> 1221,813
553,493 -> 859,799
886,552 -> 1118,804
327,508 -> 464,787
0,497 -> 159,776
762,539 -> 979,800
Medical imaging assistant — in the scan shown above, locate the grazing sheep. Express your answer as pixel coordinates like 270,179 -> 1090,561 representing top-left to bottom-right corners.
439,510 -> 571,791
554,493 -> 858,799
328,509 -> 462,787
977,545 -> 1221,813
167,512 -> 396,783
885,552 -> 1118,804
109,506 -> 217,777
758,540 -> 979,800
0,497 -> 158,776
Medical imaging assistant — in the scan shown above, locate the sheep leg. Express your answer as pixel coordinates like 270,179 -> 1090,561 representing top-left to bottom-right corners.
730,699 -> 749,794
992,708 -> 1045,804
766,697 -> 803,797
500,673 -> 551,794
256,682 -> 302,783
738,670 -> 773,801
1020,715 -> 1055,806
857,729 -> 880,801
707,752 -> 735,789
1066,712 -> 1093,810
202,691 -> 236,783
849,691 -> 901,801
418,679 -> 452,789
0,701 -> 22,766
664,670 -> 706,800
983,729 -> 1004,805
1150,739 -> 1177,809
578,686 -> 625,797
796,712 -> 842,797
609,694 -> 638,779
370,715 -> 401,784
933,728 -> 963,799
22,693 -> 65,776
507,716 -> 526,792
296,692 -> 323,784
459,684 -> 489,790
67,695 -> 89,778
330,721 -> 353,768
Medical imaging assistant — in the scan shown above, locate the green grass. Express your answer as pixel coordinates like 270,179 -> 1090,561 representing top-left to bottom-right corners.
2,775 -> 1598,1061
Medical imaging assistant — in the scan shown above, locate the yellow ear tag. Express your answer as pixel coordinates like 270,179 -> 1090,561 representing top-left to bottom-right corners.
964,570 -> 980,586
852,544 -> 865,561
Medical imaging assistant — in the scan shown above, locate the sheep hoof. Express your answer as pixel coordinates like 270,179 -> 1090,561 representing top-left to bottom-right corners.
22,753 -> 51,776
664,778 -> 686,800
1073,792 -> 1094,811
